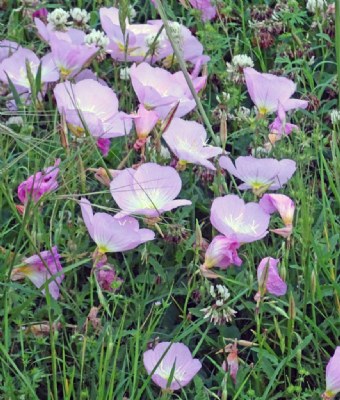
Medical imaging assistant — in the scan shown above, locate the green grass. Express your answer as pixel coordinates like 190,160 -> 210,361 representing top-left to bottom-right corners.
0,0 -> 339,399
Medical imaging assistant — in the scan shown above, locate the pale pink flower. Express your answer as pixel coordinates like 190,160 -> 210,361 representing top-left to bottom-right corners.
80,198 -> 155,253
110,162 -> 191,218
130,62 -> 204,119
323,347 -> 340,399
255,257 -> 287,300
11,247 -> 64,300
269,104 -> 298,139
219,156 -> 296,194
260,194 -> 295,238
244,67 -> 308,115
130,104 -> 159,139
0,40 -> 21,63
163,118 -> 222,170
54,79 -> 131,139
49,37 -> 98,78
143,342 -> 202,390
35,17 -> 86,44
17,159 -> 60,205
203,235 -> 242,269
210,195 -> 270,243
189,0 -> 217,21
0,47 -> 59,93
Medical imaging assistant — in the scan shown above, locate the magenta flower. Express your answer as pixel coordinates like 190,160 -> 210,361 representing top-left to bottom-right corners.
0,48 -> 59,93
54,79 -> 131,139
210,195 -> 270,243
80,198 -> 155,253
49,37 -> 98,78
11,247 -> 64,300
131,104 -> 159,139
35,17 -> 86,44
219,156 -> 296,194
96,138 -> 111,156
260,194 -> 295,238
17,159 -> 60,205
256,257 -> 287,300
110,163 -> 191,218
95,262 -> 122,292
32,8 -> 48,21
130,62 -> 202,119
189,0 -> 217,21
244,67 -> 308,115
163,118 -> 222,170
0,40 -> 21,63
143,342 -> 202,390
323,347 -> 340,400
204,235 -> 242,269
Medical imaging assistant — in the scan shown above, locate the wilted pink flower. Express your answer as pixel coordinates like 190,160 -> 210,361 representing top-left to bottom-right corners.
203,235 -> 242,269
222,343 -> 239,384
189,0 -> 217,21
17,159 -> 60,205
0,48 -> 59,93
269,104 -> 298,141
35,17 -> 85,44
96,138 -> 111,156
130,62 -> 204,119
260,194 -> 295,238
54,79 -> 131,139
163,118 -> 222,170
323,347 -> 340,399
210,195 -> 270,243
80,198 -> 155,253
255,257 -> 287,300
100,7 -> 166,63
244,67 -> 308,115
11,247 -> 64,300
49,37 -> 97,78
110,163 -> 191,218
219,156 -> 296,195
131,104 -> 159,139
95,263 -> 122,292
32,8 -> 48,21
143,342 -> 202,390
0,40 -> 21,63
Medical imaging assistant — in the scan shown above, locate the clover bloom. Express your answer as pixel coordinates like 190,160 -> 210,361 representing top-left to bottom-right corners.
49,37 -> 98,78
255,257 -> 287,300
110,163 -> 191,218
130,62 -> 203,119
219,156 -> 296,195
0,48 -> 59,93
323,347 -> 340,400
143,342 -> 202,390
54,79 -> 131,139
163,118 -> 222,170
11,247 -> 64,300
131,104 -> 159,139
80,198 -> 155,253
203,235 -> 242,269
189,0 -> 217,21
17,159 -> 60,205
0,40 -> 21,63
260,194 -> 295,238
210,195 -> 270,243
244,67 -> 308,115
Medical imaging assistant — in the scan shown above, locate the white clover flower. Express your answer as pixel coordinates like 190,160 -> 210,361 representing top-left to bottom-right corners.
6,116 -> 23,126
230,54 -> 254,69
306,0 -> 326,13
201,284 -> 236,325
160,145 -> 171,160
84,30 -> 109,49
70,8 -> 90,26
119,66 -> 131,80
47,9 -> 70,30
128,5 -> 137,22
330,109 -> 340,125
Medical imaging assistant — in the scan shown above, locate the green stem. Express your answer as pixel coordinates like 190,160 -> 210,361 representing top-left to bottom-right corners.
336,0 -> 340,106
154,0 -> 219,146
